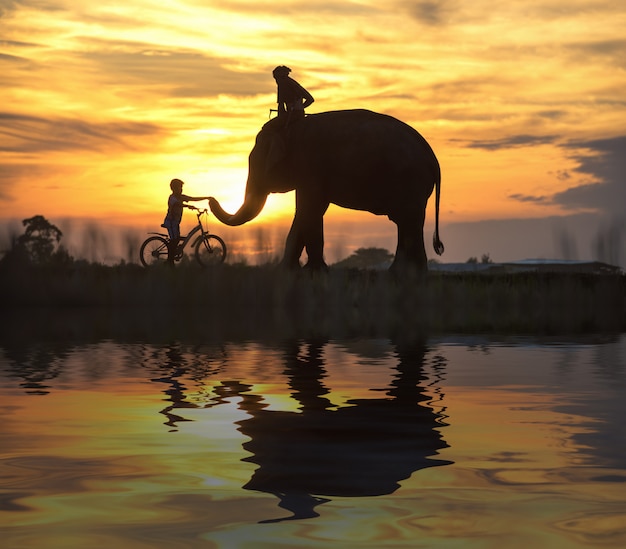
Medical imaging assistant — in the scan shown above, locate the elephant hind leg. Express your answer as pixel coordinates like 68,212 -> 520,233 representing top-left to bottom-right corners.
390,207 -> 428,274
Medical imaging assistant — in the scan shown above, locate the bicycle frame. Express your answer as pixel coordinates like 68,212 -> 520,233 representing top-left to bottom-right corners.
179,223 -> 204,250
148,207 -> 210,252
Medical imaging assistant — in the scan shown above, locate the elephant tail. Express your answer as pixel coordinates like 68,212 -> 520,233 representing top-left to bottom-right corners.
432,168 -> 444,256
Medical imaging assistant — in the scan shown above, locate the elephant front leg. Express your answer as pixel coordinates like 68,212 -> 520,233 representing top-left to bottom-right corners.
303,212 -> 327,271
282,216 -> 305,269
300,193 -> 329,271
281,196 -> 329,271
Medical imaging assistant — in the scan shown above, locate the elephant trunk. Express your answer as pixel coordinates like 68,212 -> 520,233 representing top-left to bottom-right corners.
209,192 -> 268,226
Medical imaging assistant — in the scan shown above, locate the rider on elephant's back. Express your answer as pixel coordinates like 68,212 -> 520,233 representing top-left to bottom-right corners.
273,65 -> 314,123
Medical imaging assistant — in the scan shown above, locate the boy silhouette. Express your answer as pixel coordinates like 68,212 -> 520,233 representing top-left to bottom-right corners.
162,178 -> 211,264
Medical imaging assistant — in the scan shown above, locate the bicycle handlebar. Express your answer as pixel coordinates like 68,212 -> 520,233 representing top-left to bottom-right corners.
184,204 -> 208,214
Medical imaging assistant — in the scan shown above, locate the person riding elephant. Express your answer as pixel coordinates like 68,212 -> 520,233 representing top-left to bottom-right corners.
273,65 -> 314,125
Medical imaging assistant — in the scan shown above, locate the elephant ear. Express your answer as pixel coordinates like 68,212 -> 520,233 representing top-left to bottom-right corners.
265,132 -> 287,175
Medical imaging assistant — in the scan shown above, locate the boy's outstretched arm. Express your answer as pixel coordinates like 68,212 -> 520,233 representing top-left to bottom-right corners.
181,195 -> 212,202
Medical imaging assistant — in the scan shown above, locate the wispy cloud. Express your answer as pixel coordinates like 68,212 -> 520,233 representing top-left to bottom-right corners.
508,193 -> 551,205
0,162 -> 60,202
402,1 -> 455,25
0,112 -> 165,154
461,134 -> 561,150
0,1 -> 20,16
205,0 -> 378,17
77,42 -> 270,98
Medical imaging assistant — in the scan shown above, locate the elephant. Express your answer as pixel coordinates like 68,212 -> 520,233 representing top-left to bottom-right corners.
209,109 -> 444,272
229,339 -> 450,522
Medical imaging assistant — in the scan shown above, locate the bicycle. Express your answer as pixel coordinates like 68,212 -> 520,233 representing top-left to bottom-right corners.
139,205 -> 227,267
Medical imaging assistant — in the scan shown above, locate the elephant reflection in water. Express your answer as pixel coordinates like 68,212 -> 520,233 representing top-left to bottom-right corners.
212,339 -> 451,523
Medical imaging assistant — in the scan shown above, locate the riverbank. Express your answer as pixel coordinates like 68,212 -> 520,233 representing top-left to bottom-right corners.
2,262 -> 624,336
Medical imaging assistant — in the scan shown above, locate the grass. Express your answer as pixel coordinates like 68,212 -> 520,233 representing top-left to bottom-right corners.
1,260 -> 624,338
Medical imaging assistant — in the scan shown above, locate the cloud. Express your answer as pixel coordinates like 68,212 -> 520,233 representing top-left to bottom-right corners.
463,134 -> 560,151
199,0 -> 377,17
0,50 -> 38,72
77,42 -> 270,98
0,112 -> 165,154
563,38 -> 626,68
553,136 -> 626,216
505,135 -> 626,218
0,0 -> 61,16
572,38 -> 626,56
403,0 -> 455,25
0,39 -> 40,48
0,0 -> 19,15
0,53 -> 25,63
0,162 -> 60,203
507,193 -> 550,204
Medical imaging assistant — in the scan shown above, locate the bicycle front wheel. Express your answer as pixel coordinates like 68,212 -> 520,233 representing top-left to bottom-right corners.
140,236 -> 169,267
195,234 -> 227,267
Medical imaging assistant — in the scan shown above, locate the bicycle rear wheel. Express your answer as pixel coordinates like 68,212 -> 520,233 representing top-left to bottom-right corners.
195,234 -> 227,267
140,236 -> 169,267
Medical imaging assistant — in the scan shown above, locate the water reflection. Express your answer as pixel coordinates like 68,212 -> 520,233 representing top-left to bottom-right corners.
203,339 -> 451,522
1,332 -> 451,524
145,343 -> 226,430
2,341 -> 71,395
1,322 -> 625,546
117,337 -> 452,523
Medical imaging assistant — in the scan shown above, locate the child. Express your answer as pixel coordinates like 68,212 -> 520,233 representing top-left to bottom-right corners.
162,178 -> 211,263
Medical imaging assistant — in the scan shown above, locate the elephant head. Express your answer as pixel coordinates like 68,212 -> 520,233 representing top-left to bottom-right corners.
209,120 -> 289,227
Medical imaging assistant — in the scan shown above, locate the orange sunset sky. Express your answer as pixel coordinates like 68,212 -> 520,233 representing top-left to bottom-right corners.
1,1 -> 625,266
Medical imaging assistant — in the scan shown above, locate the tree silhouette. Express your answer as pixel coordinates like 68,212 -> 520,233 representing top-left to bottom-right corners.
334,247 -> 394,269
466,253 -> 493,264
10,215 -> 71,265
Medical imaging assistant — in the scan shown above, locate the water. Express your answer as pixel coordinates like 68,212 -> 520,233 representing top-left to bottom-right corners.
1,318 -> 625,548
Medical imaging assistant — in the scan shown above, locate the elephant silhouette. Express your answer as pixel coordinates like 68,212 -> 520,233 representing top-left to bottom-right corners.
217,339 -> 451,523
209,109 -> 444,273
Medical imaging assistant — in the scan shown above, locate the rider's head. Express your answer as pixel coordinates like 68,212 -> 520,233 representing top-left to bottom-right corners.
272,65 -> 291,80
170,178 -> 184,193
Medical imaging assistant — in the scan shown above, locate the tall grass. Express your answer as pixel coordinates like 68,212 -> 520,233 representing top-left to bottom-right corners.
1,260 -> 624,336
